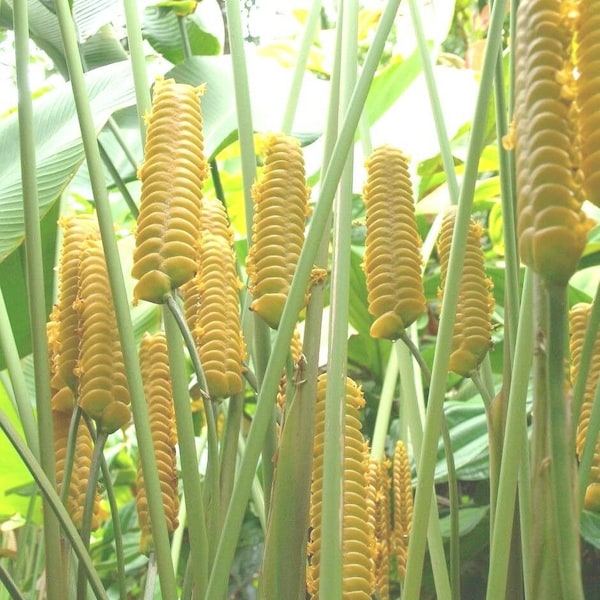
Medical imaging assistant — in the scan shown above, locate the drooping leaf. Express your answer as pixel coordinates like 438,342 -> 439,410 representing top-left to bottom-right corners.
0,59 -> 137,263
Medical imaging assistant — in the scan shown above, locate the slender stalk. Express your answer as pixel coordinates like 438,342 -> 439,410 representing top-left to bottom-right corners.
107,117 -> 139,171
122,0 -> 151,142
178,16 -> 193,59
318,2 -> 358,596
204,2 -> 402,596
60,408 -> 83,506
0,564 -> 26,600
281,0 -> 323,134
395,341 -> 452,599
486,269 -> 534,600
0,289 -> 39,458
219,393 -> 244,527
77,430 -> 108,600
13,2 -> 63,596
98,141 -> 139,218
99,451 -> 127,600
370,346 -> 399,460
52,1 -> 177,595
407,0 -> 459,205
545,283 -> 583,599
0,410 -> 108,600
402,2 -> 508,595
163,306 -> 209,597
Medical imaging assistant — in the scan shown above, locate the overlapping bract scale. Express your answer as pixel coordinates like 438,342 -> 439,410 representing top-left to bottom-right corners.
437,208 -> 494,376
392,440 -> 413,580
362,145 -> 426,339
76,239 -> 131,433
136,332 -> 179,553
132,76 -> 207,304
49,215 -> 99,396
568,302 -> 600,511
366,458 -> 392,599
575,0 -> 600,207
182,198 -> 246,398
246,134 -> 310,329
514,0 -> 590,284
307,374 -> 374,599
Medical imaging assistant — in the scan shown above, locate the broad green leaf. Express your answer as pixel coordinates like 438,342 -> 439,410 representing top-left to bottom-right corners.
581,509 -> 600,550
438,505 -> 489,538
3,0 -> 126,75
0,60 -> 137,263
142,5 -> 221,64
0,379 -> 35,521
0,201 -> 59,371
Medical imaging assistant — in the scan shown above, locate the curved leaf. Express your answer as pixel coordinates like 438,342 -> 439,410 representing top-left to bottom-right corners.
0,60 -> 137,262
142,5 -> 221,64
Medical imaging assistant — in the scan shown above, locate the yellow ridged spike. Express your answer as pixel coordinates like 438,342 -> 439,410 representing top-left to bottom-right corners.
132,76 -> 208,304
246,134 -> 310,329
514,0 -> 591,284
574,0 -> 600,207
49,215 -> 99,395
136,332 -> 179,553
53,410 -> 101,531
307,374 -> 374,599
76,239 -> 131,433
182,198 -> 246,398
366,457 -> 392,599
569,302 -> 600,511
437,208 -> 495,376
392,440 -> 413,581
362,145 -> 426,339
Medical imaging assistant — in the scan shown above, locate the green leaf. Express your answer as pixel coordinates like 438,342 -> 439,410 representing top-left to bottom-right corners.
0,379 -> 35,521
438,505 -> 489,538
581,509 -> 600,550
142,5 -> 221,64
0,60 -> 137,263
3,0 -> 127,75
0,201 -> 59,370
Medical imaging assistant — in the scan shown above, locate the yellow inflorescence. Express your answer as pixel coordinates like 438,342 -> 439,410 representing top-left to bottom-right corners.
132,76 -> 208,304
246,134 -> 310,329
514,0 -> 590,284
49,215 -> 99,396
182,198 -> 246,398
307,374 -> 374,599
366,457 -> 391,599
437,208 -> 495,376
575,0 -> 600,207
568,302 -> 600,511
75,239 -> 131,433
392,440 -> 413,581
53,409 -> 101,531
136,332 -> 180,553
362,145 -> 426,340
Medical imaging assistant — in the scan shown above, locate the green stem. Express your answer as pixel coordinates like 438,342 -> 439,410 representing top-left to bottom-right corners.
204,2 -> 402,596
13,1 -> 63,596
281,0 -> 322,134
370,345 -> 399,460
0,410 -> 108,600
106,116 -> 139,171
77,429 -> 108,600
163,306 -> 209,597
59,408 -> 82,508
407,0 -> 459,205
122,0 -> 152,142
486,269 -> 533,600
98,141 -> 139,218
178,16 -> 193,59
209,159 -> 225,204
0,289 -> 39,458
545,283 -> 583,599
53,1 -> 177,595
395,341 -> 451,599
402,1 -> 508,596
99,449 -> 128,600
0,564 -> 25,600
319,2 -> 357,596
219,393 -> 244,528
